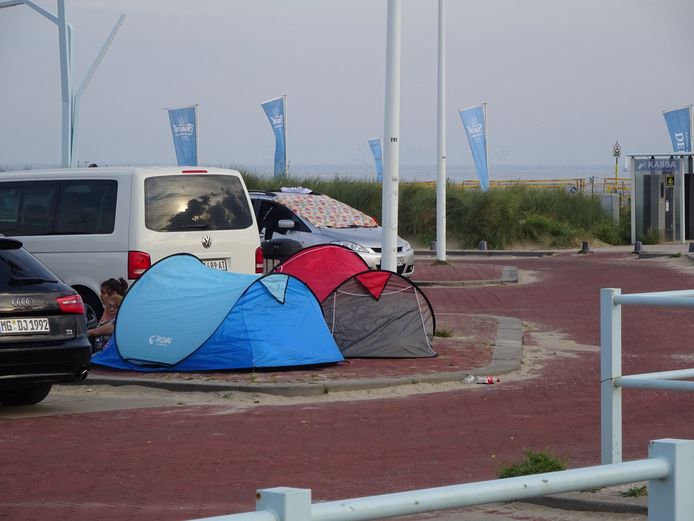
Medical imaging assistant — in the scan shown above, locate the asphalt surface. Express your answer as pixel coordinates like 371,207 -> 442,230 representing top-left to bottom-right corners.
2,244 -> 693,521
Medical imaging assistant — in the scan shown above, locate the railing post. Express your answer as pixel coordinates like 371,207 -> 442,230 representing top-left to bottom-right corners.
256,487 -> 311,521
648,439 -> 694,520
601,288 -> 622,464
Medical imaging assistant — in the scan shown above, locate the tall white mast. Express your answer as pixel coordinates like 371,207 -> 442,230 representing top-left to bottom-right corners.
381,0 -> 402,272
436,0 -> 447,262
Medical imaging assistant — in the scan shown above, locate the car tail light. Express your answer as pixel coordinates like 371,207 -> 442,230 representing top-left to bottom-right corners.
255,246 -> 264,274
182,169 -> 208,173
128,251 -> 151,279
57,294 -> 85,314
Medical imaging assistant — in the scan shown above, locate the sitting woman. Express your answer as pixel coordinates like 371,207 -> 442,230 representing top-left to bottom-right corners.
88,294 -> 123,353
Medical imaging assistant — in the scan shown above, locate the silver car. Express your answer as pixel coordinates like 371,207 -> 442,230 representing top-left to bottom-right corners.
250,189 -> 415,276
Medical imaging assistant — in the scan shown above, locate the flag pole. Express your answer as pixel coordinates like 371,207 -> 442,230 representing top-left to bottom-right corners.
283,94 -> 288,176
381,0 -> 402,273
483,101 -> 489,188
435,0 -> 447,262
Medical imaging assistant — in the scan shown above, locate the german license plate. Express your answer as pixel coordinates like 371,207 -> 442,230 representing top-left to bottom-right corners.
203,258 -> 228,271
0,317 -> 50,334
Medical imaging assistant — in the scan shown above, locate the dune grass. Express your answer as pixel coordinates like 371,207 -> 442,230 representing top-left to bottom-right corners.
241,171 -> 630,250
498,449 -> 567,478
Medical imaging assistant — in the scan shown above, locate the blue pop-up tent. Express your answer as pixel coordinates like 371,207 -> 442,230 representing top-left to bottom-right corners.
92,254 -> 343,371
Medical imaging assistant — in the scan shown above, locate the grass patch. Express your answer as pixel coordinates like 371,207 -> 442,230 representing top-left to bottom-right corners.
435,328 -> 454,338
620,485 -> 648,497
498,450 -> 566,478
239,171 -> 629,250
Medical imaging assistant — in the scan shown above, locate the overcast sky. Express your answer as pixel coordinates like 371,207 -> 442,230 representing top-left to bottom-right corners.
1,0 -> 693,176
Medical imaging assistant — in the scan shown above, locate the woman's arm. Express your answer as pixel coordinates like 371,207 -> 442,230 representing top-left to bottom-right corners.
88,321 -> 114,338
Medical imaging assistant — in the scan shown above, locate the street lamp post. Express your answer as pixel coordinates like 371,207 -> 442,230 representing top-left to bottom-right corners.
0,0 -> 124,167
613,140 -> 621,184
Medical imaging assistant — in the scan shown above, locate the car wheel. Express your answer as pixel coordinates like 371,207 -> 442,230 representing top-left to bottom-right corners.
0,384 -> 53,406
77,288 -> 103,329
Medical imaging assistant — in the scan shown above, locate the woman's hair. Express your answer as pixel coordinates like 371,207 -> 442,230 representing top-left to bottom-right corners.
101,277 -> 128,296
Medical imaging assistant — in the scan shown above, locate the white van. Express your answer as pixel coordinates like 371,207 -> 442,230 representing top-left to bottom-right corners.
0,166 -> 262,323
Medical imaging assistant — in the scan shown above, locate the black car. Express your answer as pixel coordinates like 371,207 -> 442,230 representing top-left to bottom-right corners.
0,237 -> 91,406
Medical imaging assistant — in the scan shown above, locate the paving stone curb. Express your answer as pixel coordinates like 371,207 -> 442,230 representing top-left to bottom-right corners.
415,266 -> 518,287
86,314 -> 523,397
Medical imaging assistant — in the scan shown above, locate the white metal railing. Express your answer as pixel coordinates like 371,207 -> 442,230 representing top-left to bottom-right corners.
600,288 -> 694,465
190,439 -> 694,521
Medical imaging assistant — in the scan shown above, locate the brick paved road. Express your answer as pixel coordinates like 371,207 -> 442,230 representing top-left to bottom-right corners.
1,252 -> 692,521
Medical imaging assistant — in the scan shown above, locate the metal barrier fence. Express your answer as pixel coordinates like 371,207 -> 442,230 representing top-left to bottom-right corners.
190,439 -> 694,521
600,288 -> 694,465
416,176 -> 632,197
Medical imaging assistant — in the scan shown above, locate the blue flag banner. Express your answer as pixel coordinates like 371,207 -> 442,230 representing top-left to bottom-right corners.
368,137 -> 383,182
261,97 -> 287,178
459,105 -> 489,191
167,106 -> 198,166
663,107 -> 692,153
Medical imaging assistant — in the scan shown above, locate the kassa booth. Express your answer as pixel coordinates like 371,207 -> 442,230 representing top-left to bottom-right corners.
629,153 -> 694,244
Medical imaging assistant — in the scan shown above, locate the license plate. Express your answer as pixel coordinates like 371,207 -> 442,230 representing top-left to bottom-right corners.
203,258 -> 228,271
0,317 -> 50,334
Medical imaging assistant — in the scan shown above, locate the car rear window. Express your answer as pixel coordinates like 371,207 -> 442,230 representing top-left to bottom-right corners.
145,175 -> 254,232
0,246 -> 57,290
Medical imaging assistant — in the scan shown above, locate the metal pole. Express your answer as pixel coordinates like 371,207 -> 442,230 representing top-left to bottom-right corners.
283,94 -> 288,176
630,157 -> 636,245
648,439 -> 694,520
57,0 -> 72,168
381,0 -> 402,272
195,104 -> 200,166
435,0 -> 447,262
601,288 -> 622,464
680,156 -> 685,243
483,101 -> 489,188
71,14 -> 125,167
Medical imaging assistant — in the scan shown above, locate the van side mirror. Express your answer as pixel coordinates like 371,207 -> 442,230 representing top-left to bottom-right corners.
278,219 -> 295,230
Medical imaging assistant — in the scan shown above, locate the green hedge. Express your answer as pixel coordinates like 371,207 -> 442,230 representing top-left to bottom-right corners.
241,171 -> 630,249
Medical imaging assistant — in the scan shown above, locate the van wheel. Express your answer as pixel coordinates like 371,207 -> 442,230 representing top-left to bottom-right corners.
78,289 -> 103,329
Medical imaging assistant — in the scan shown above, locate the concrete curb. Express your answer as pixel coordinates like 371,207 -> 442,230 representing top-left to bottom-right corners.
521,490 -> 647,514
87,315 -> 524,397
415,249 -> 554,258
415,266 -> 518,287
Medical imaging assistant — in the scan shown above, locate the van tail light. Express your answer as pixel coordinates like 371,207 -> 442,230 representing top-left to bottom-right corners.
128,251 -> 151,279
255,246 -> 264,274
182,169 -> 208,173
57,294 -> 85,314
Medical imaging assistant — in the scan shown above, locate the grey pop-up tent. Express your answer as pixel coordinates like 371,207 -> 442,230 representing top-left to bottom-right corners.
321,270 -> 436,358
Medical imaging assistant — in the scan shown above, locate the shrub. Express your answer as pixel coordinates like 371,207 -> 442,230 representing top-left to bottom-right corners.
498,450 -> 566,478
239,170 -> 627,250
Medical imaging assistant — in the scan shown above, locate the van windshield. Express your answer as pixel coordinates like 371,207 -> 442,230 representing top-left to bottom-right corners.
145,175 -> 253,232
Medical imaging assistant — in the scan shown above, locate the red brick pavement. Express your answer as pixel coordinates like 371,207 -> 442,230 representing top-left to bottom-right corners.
2,252 -> 694,521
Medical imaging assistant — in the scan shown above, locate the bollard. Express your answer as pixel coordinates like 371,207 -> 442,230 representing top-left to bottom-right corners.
430,240 -> 437,251
478,240 -> 488,251
633,241 -> 643,254
689,243 -> 694,253
579,241 -> 590,254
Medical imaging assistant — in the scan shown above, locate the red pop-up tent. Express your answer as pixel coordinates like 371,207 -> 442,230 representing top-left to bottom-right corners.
273,244 -> 368,302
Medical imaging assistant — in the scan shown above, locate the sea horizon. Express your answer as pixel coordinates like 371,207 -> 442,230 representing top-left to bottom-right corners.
1,161 -> 628,183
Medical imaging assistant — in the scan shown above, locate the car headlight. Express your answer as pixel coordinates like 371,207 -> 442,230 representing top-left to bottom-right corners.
331,241 -> 370,254
402,240 -> 412,252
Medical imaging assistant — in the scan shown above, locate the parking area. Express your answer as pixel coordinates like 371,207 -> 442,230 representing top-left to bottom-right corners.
2,250 -> 693,520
